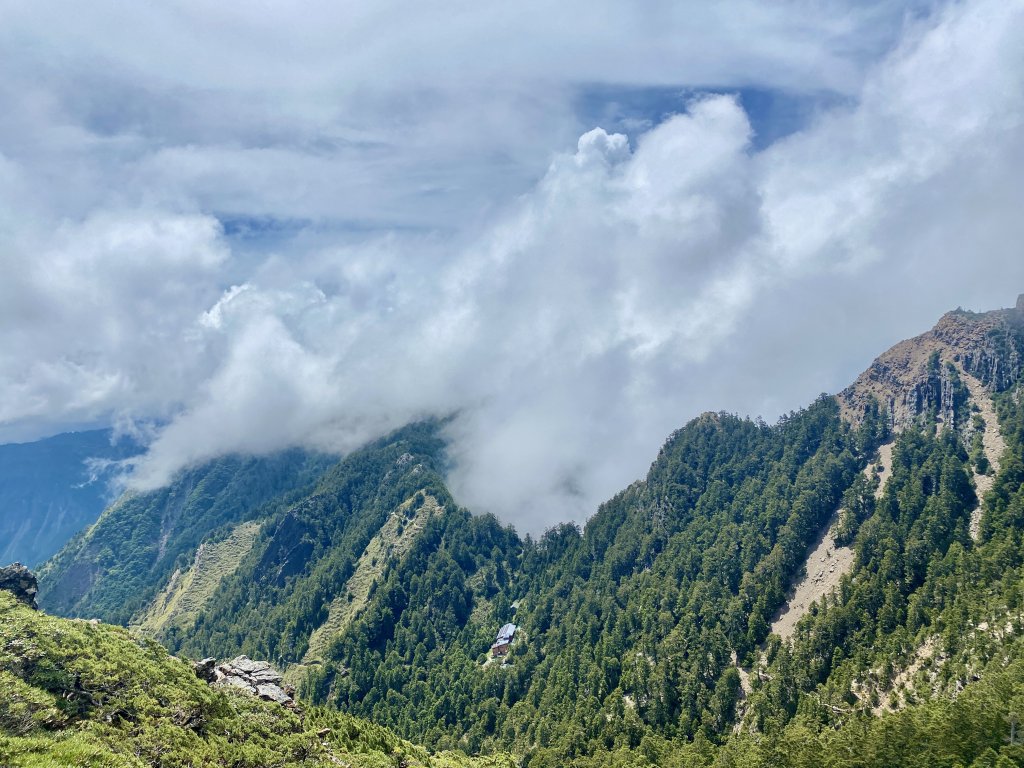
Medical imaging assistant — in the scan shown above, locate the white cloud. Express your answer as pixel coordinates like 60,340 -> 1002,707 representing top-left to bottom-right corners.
0,0 -> 923,233
2,0 -> 1023,533
0,211 -> 227,437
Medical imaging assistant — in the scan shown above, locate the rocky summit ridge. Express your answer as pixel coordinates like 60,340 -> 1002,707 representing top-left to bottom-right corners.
838,295 -> 1024,430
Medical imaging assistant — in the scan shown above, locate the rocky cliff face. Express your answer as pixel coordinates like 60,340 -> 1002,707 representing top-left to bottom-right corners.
0,562 -> 39,608
839,298 -> 1024,431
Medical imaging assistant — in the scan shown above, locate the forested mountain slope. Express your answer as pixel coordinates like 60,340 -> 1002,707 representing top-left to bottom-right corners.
38,449 -> 335,624
312,398 -> 882,755
33,298 -> 1024,766
0,429 -> 141,566
161,421 -> 515,666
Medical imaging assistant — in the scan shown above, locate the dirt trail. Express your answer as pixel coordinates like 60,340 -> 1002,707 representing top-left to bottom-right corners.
770,443 -> 893,641
960,371 -> 1005,540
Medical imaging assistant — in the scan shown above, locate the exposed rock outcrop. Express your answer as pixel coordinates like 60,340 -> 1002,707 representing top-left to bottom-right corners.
0,562 -> 39,609
192,656 -> 218,683
839,304 -> 1024,431
193,655 -> 298,708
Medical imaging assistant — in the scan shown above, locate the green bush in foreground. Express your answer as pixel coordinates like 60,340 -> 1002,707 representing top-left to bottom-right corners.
0,591 -> 514,768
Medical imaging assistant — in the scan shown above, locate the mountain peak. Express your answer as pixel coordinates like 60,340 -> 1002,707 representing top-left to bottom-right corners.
839,300 -> 1024,431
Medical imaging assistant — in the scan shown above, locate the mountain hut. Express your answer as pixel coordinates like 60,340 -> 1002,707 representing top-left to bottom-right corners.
490,623 -> 517,657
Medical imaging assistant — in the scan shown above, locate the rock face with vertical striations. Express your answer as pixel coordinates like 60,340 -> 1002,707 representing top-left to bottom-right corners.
838,300 -> 1024,431
0,562 -> 39,609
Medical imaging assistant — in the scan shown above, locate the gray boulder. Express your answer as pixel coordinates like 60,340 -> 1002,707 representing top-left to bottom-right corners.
194,654 -> 297,709
0,563 -> 38,609
192,657 -> 218,683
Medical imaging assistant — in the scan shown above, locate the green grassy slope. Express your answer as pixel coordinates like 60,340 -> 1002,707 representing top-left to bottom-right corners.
0,591 -> 515,768
133,520 -> 263,637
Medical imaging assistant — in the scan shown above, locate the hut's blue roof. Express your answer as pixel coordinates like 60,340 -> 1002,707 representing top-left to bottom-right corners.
493,623 -> 517,645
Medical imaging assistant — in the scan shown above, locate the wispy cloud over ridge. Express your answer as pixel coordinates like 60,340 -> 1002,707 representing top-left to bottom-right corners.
2,0 -> 1022,532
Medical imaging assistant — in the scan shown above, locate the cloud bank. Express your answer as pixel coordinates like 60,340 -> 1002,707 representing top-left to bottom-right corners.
2,0 -> 1023,532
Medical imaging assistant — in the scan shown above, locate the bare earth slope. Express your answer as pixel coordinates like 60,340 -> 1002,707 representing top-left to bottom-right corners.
960,370 -> 1006,539
771,442 -> 893,641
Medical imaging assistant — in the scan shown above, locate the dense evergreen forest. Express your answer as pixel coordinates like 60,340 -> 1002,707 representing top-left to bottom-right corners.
313,368 -> 1024,766
306,398 -> 885,755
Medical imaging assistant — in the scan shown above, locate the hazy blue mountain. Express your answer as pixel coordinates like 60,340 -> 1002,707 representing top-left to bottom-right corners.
0,429 -> 142,567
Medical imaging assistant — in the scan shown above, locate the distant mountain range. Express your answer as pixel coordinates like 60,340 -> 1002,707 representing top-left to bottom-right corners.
0,428 -> 142,567
15,296 -> 1024,765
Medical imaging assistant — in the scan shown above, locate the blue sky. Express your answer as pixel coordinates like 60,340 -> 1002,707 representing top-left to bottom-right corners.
574,85 -> 849,152
210,84 -> 847,268
2,0 -> 1023,531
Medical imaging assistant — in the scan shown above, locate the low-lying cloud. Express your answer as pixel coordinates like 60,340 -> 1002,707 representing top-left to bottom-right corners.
2,0 -> 1023,533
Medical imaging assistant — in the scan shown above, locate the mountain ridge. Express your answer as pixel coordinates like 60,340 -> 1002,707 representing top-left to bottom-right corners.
28,296 -> 1024,765
839,299 -> 1024,429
